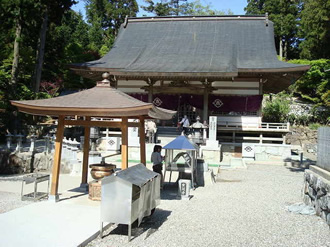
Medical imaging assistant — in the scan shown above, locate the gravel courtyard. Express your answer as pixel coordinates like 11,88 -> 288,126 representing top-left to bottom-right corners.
88,164 -> 330,247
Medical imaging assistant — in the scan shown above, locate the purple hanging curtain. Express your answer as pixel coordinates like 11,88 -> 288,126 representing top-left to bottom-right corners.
153,94 -> 179,110
128,93 -> 179,110
209,95 -> 262,112
129,93 -> 148,102
129,93 -> 263,113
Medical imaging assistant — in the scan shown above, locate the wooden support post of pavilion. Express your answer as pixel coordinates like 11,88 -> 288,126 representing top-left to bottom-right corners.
81,116 -> 91,187
49,115 -> 65,202
121,117 -> 128,169
139,116 -> 146,165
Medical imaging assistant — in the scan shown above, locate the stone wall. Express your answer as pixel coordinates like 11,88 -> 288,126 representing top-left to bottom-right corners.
286,126 -> 318,153
0,151 -> 65,175
303,166 -> 330,226
253,144 -> 291,161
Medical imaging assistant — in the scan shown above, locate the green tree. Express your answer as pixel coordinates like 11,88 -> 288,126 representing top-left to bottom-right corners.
245,0 -> 300,59
0,0 -> 39,90
32,0 -> 76,92
86,0 -> 138,52
299,0 -> 330,59
180,0 -> 233,15
288,59 -> 330,107
141,0 -> 172,16
142,0 -> 230,16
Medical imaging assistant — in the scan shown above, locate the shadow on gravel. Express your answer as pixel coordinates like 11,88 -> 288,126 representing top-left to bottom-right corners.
284,158 -> 315,173
105,209 -> 171,241
161,182 -> 180,200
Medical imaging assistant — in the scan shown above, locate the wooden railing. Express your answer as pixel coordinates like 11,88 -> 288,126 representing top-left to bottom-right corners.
217,121 -> 290,131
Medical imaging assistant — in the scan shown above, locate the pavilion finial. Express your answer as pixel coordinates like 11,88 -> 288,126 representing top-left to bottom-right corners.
97,72 -> 111,87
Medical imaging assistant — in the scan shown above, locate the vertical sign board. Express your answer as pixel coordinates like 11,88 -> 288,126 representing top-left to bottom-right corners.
209,116 -> 217,141
317,127 -> 330,172
128,119 -> 140,147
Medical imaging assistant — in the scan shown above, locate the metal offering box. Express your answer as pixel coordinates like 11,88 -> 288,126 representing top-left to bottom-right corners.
100,164 -> 161,241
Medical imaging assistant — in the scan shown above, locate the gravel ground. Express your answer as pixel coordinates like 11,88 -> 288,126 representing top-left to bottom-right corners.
88,164 -> 330,247
0,191 -> 33,214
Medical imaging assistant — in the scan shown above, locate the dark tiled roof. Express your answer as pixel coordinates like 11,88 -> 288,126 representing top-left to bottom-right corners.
71,15 -> 309,78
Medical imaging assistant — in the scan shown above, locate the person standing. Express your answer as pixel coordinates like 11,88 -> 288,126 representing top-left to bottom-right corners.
179,115 -> 190,135
150,145 -> 164,189
146,120 -> 157,143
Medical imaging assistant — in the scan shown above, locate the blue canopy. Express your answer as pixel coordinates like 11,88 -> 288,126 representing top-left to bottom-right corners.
163,135 -> 198,150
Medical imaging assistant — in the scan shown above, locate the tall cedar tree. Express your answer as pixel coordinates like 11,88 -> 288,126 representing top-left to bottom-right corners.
85,0 -> 138,50
32,0 -> 76,93
141,0 -> 229,16
299,0 -> 330,59
245,0 -> 300,59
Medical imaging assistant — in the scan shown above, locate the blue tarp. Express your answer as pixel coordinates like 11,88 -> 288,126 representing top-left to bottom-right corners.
163,135 -> 198,150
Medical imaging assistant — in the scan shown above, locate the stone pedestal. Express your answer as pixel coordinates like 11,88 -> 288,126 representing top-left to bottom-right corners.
88,180 -> 101,201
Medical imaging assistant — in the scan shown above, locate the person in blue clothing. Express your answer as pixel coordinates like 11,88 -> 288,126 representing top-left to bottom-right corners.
179,115 -> 190,135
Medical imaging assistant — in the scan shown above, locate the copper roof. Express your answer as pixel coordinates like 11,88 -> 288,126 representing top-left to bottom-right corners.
11,84 -> 176,119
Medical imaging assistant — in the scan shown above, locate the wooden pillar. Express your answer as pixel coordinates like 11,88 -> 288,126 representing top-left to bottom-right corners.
81,116 -> 91,186
203,87 -> 209,122
139,116 -> 146,165
147,79 -> 155,103
148,85 -> 153,103
49,115 -> 65,202
121,117 -> 128,169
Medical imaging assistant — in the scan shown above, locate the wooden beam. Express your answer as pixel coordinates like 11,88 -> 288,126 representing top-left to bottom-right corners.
121,117 -> 128,169
152,86 -> 204,95
64,119 -> 121,128
213,86 -> 260,90
63,119 -> 140,128
49,115 -> 65,201
82,117 -> 91,186
139,116 -> 146,165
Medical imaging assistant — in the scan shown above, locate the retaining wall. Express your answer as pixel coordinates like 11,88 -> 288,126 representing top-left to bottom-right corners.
303,166 -> 330,226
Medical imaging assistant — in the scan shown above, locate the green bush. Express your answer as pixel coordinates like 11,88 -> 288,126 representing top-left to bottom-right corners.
308,123 -> 322,130
288,59 -> 330,107
262,93 -> 290,123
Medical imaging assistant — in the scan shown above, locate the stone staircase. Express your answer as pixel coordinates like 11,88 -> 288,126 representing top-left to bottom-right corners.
157,126 -> 182,137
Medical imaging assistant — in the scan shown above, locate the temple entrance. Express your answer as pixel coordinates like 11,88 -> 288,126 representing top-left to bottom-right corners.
177,103 -> 202,125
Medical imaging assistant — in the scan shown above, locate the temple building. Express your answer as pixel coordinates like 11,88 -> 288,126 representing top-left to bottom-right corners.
70,15 -> 309,130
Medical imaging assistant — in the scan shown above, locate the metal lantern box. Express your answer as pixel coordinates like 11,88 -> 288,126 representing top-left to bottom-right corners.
163,135 -> 198,189
100,164 -> 161,241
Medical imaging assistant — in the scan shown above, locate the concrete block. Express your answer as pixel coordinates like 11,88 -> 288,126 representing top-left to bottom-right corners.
242,143 -> 255,158
202,149 -> 221,165
255,152 -> 268,161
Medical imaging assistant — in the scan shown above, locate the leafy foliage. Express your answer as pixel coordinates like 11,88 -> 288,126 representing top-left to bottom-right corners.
299,0 -> 330,59
245,0 -> 300,59
85,0 -> 138,50
245,0 -> 330,60
262,93 -> 290,122
141,0 -> 232,16
288,59 -> 330,106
